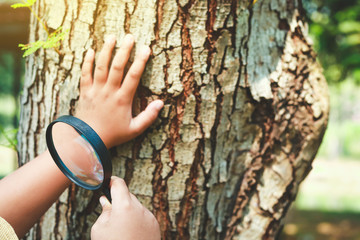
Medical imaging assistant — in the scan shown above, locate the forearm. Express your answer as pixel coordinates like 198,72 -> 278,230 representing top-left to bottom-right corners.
0,151 -> 71,238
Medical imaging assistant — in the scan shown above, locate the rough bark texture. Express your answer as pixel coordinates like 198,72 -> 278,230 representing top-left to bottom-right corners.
18,0 -> 329,239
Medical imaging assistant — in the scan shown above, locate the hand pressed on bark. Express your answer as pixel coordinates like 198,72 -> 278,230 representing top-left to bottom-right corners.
75,34 -> 164,149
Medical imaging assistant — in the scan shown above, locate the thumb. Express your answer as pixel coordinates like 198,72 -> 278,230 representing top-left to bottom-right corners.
130,100 -> 164,135
99,196 -> 112,217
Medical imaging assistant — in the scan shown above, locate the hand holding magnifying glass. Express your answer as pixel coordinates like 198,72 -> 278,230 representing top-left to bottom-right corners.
46,34 -> 164,202
46,116 -> 113,201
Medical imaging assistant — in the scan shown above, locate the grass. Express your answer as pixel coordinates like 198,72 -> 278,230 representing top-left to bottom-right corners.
318,121 -> 360,160
280,209 -> 360,240
295,157 -> 360,213
279,157 -> 360,240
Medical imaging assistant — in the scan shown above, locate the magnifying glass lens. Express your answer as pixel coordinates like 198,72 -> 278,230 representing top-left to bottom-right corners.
52,122 -> 104,187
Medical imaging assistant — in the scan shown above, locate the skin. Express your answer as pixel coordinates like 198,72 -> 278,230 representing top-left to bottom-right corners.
76,34 -> 163,148
0,34 -> 162,239
91,177 -> 161,240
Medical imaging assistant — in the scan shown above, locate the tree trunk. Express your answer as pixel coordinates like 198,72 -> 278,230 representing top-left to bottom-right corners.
18,0 -> 329,239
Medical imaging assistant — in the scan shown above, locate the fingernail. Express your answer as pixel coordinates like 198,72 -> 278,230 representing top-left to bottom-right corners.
142,46 -> 151,56
105,35 -> 116,44
85,48 -> 94,58
124,34 -> 134,43
138,46 -> 151,60
99,196 -> 108,207
154,100 -> 164,111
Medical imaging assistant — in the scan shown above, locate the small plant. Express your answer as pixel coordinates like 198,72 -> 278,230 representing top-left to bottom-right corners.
11,0 -> 68,57
0,125 -> 18,151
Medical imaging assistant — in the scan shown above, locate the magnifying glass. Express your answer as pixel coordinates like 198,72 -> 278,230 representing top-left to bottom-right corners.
46,116 -> 112,202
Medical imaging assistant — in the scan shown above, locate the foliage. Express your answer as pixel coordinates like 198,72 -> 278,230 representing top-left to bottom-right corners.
0,53 -> 14,94
304,0 -> 360,161
10,0 -> 68,57
0,126 -> 17,150
18,27 -> 68,57
319,121 -> 360,159
10,0 -> 36,9
317,81 -> 360,159
303,0 -> 360,85
0,53 -> 21,151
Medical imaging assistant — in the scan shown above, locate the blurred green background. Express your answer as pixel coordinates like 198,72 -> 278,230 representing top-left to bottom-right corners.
0,0 -> 27,178
0,0 -> 359,239
284,0 -> 360,239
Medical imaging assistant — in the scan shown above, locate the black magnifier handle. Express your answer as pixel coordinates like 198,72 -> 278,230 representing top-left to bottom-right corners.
101,170 -> 112,203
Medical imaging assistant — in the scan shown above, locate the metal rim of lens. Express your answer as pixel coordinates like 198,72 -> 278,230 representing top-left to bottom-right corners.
46,115 -> 112,191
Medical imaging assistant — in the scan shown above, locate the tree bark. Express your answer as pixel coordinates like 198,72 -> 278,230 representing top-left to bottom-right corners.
18,0 -> 329,239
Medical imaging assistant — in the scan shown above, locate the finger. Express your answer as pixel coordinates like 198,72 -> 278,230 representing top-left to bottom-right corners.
110,176 -> 131,208
99,196 -> 112,219
120,45 -> 151,100
107,34 -> 135,88
80,49 -> 95,92
130,193 -> 143,209
93,35 -> 116,86
130,100 -> 163,136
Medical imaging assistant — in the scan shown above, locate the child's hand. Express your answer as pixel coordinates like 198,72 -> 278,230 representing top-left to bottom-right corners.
91,177 -> 161,240
75,34 -> 163,148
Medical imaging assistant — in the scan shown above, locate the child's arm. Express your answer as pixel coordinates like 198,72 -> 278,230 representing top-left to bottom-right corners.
0,34 -> 163,238
0,151 -> 71,238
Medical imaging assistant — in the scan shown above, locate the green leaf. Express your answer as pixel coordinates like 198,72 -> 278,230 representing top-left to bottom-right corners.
345,34 -> 360,46
43,27 -> 68,49
19,41 -> 45,57
338,21 -> 360,34
11,0 -> 37,9
18,27 -> 68,57
0,126 -> 18,151
342,53 -> 360,66
11,3 -> 31,8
